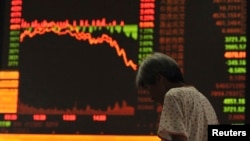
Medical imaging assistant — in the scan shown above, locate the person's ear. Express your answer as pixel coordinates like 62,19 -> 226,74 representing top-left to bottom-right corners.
158,74 -> 169,84
156,74 -> 164,82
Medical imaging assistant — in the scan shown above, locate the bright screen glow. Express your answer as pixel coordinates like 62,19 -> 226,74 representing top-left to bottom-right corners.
0,0 -> 248,140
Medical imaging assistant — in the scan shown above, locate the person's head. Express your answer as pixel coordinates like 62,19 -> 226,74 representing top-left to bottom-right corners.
135,52 -> 185,103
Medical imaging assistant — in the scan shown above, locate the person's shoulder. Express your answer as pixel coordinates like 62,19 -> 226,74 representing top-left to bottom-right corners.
165,86 -> 200,100
168,86 -> 196,94
165,87 -> 186,98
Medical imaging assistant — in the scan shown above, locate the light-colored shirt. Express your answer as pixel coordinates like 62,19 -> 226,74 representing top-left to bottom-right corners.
158,86 -> 219,141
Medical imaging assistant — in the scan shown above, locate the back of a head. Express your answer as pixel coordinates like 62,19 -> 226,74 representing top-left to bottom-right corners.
136,52 -> 184,88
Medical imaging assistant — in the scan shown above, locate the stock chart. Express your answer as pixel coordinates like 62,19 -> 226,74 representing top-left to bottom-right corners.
0,0 -> 248,136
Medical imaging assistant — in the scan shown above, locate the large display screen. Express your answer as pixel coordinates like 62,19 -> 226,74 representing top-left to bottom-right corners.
0,0 -> 248,136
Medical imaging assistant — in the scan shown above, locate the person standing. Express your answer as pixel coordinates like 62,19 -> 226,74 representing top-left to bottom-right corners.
135,52 -> 219,141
